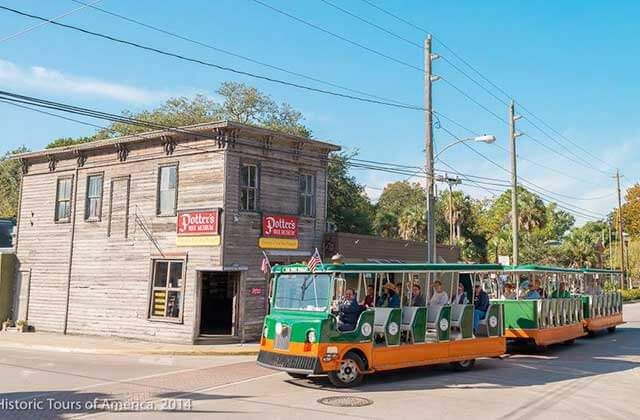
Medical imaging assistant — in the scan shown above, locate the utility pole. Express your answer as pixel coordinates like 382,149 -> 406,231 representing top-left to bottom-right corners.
509,100 -> 522,265
424,34 -> 436,263
608,221 -> 613,269
616,169 -> 626,289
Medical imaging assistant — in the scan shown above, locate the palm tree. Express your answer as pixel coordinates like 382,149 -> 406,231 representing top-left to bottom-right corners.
374,211 -> 398,238
398,206 -> 426,241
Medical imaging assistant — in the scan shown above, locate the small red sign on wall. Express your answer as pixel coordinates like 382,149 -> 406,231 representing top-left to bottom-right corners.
177,209 -> 220,235
262,214 -> 298,238
250,287 -> 264,296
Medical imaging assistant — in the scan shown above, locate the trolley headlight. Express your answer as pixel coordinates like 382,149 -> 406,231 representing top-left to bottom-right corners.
306,330 -> 316,343
275,322 -> 283,335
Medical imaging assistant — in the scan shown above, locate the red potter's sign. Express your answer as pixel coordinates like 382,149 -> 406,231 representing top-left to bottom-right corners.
262,214 -> 298,238
177,210 -> 220,235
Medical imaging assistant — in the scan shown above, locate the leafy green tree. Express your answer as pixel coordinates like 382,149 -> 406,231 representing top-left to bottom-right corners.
0,147 -> 29,218
376,181 -> 426,217
562,226 -> 601,267
46,82 -> 311,149
621,183 -> 640,239
398,204 -> 426,241
46,136 -> 94,149
373,211 -> 398,238
327,152 -> 374,234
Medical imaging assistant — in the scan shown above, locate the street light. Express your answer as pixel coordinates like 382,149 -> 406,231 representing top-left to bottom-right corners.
434,135 -> 496,160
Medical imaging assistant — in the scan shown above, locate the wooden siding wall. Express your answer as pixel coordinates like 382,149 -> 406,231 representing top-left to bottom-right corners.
223,141 -> 328,340
16,137 -> 225,343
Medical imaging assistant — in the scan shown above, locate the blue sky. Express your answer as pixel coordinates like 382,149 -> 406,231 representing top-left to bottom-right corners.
1,0 -> 639,224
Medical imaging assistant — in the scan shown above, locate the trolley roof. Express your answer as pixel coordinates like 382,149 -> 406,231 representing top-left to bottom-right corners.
272,263 -> 504,274
504,264 -> 583,273
582,268 -> 622,274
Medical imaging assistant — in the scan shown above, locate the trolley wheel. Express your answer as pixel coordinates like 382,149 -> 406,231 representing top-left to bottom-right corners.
563,339 -> 575,345
286,372 -> 309,379
587,330 -> 597,338
450,359 -> 476,372
607,326 -> 617,333
328,352 -> 365,388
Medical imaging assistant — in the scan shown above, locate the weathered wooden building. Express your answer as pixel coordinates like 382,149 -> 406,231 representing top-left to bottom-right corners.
13,121 -> 339,343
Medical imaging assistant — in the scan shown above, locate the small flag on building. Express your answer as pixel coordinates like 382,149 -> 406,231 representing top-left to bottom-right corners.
261,251 -> 271,274
307,248 -> 322,272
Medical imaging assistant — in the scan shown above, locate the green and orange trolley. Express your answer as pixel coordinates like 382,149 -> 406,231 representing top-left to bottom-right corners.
257,263 -> 506,387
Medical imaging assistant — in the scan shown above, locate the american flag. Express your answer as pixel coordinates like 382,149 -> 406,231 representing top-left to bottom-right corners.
307,248 -> 322,272
261,251 -> 271,274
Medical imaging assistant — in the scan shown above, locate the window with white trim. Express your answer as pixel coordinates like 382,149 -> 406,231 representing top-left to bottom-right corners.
149,260 -> 184,319
85,174 -> 103,221
157,165 -> 178,216
55,177 -> 73,222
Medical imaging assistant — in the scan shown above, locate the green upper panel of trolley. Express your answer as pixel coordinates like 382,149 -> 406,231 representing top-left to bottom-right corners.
504,264 -> 584,273
271,263 -> 504,274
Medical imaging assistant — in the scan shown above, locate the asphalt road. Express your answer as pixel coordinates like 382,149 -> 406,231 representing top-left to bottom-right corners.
1,303 -> 639,419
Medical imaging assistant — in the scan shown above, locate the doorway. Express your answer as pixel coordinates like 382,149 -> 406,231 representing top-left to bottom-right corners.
199,271 -> 238,336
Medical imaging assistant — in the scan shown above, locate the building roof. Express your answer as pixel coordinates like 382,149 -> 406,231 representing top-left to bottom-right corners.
15,120 -> 340,160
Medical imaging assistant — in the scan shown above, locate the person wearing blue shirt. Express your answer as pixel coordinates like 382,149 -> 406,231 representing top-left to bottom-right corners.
525,282 -> 541,299
473,282 -> 490,333
377,282 -> 400,308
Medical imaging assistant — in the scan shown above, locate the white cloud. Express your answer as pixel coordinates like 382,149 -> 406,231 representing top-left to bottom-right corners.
0,59 -> 174,103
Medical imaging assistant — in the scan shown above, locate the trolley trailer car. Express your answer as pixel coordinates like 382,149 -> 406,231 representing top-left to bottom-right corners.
580,268 -> 624,334
494,265 -> 587,347
257,263 -> 506,387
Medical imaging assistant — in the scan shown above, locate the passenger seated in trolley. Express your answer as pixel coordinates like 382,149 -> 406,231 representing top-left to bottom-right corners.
410,283 -> 426,306
361,285 -> 375,308
500,283 -> 517,300
377,282 -> 400,308
473,281 -> 489,332
452,281 -> 469,304
551,282 -> 570,298
336,287 -> 363,332
429,280 -> 449,305
524,281 -> 541,299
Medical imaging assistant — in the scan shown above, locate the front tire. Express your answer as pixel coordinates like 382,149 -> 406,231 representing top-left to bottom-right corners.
328,352 -> 365,388
450,359 -> 475,371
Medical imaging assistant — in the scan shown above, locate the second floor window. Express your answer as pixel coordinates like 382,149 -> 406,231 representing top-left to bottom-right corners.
85,174 -> 103,221
158,165 -> 178,216
55,177 -> 73,222
240,164 -> 258,211
299,174 -> 315,217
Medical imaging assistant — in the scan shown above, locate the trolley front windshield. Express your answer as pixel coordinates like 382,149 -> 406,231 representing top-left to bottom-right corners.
273,273 -> 331,311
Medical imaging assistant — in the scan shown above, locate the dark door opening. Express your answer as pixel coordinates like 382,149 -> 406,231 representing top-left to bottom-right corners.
200,271 -> 237,335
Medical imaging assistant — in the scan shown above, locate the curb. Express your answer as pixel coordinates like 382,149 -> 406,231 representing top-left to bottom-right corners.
0,340 -> 259,356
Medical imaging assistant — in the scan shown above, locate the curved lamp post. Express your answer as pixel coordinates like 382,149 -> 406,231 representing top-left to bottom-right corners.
435,135 -> 496,161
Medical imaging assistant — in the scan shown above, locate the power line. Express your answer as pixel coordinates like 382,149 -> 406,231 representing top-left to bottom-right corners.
68,0 -> 417,109
256,0 -> 509,124
0,5 -> 427,113
1,92 -> 605,221
0,0 -> 102,43
250,0 -> 424,73
358,0 -> 615,174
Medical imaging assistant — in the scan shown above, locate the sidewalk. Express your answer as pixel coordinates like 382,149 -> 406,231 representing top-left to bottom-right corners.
0,331 -> 259,356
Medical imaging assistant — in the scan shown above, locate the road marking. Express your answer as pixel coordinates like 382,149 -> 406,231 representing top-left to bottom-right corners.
3,360 -> 256,403
73,371 -> 285,419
